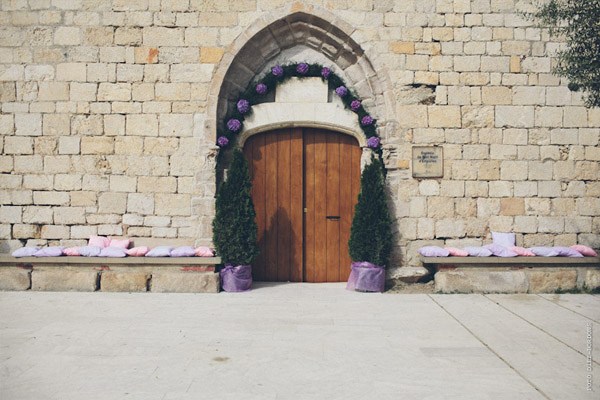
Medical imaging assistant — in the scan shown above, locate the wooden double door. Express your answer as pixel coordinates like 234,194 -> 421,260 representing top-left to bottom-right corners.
243,128 -> 361,282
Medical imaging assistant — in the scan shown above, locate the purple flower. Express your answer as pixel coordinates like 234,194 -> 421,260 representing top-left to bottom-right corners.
227,118 -> 241,133
237,99 -> 250,114
255,83 -> 267,95
296,62 -> 309,75
335,86 -> 348,97
350,99 -> 361,111
271,64 -> 283,77
361,115 -> 374,126
366,136 -> 380,149
321,67 -> 331,79
217,136 -> 229,147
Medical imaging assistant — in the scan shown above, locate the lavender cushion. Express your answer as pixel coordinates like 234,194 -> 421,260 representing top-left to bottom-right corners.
34,246 -> 64,257
195,246 -> 215,257
492,232 -> 516,247
418,246 -> 450,257
145,246 -> 174,257
571,245 -> 598,257
463,246 -> 493,257
78,246 -> 102,257
484,244 -> 518,257
553,246 -> 583,257
99,246 -> 127,258
171,246 -> 196,257
12,247 -> 40,257
529,247 -> 559,257
63,247 -> 81,256
109,238 -> 130,249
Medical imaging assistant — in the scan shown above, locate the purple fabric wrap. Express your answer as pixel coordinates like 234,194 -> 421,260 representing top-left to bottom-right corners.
220,265 -> 252,292
346,262 -> 385,293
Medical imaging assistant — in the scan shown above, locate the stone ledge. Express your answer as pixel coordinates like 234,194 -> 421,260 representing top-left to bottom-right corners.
434,267 -> 599,294
0,255 -> 221,293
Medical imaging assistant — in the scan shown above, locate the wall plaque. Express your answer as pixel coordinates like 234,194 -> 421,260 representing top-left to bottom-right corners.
412,146 -> 443,178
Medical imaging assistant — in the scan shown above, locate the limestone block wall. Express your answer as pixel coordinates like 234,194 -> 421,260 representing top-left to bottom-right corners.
0,1 -> 598,279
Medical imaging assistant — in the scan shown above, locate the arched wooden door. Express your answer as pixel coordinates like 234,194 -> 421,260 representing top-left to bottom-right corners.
243,127 -> 361,282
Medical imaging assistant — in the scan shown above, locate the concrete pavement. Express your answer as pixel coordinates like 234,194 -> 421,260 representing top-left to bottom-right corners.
0,283 -> 598,399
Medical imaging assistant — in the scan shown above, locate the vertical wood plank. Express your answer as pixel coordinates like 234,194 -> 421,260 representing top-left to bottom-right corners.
264,131 -> 279,281
314,129 -> 328,283
290,128 -> 304,282
326,134 -> 341,282
303,130 -> 316,282
338,135 -> 354,281
277,129 -> 291,281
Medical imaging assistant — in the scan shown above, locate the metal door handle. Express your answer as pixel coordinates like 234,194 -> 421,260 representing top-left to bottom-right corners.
326,216 -> 340,220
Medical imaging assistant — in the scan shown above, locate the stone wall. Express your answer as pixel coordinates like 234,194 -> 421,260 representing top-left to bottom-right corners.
0,1 -> 598,280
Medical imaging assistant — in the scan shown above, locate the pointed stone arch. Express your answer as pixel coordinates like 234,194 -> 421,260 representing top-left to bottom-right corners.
206,4 -> 395,145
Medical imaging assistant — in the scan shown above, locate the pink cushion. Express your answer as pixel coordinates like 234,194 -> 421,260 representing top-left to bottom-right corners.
34,246 -> 64,257
492,232 -> 516,247
530,247 -> 559,257
553,246 -> 583,257
418,246 -> 450,257
484,244 -> 518,257
88,235 -> 110,248
195,246 -> 215,257
509,246 -> 536,257
99,246 -> 127,258
171,246 -> 196,257
12,247 -> 40,257
145,246 -> 174,257
109,238 -> 130,249
445,247 -> 469,257
78,246 -> 102,257
463,247 -> 493,257
63,247 -> 81,256
571,245 -> 598,257
126,246 -> 149,257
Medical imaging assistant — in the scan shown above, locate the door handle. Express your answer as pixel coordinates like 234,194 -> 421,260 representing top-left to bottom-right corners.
326,216 -> 340,220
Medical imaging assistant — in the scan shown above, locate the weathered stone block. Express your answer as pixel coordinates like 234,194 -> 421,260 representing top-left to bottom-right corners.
435,270 -> 528,293
584,270 -> 600,291
15,114 -> 42,136
101,271 -> 148,292
526,270 -> 577,293
151,271 -> 219,293
0,268 -> 31,291
32,269 -> 98,292
134,47 -> 159,64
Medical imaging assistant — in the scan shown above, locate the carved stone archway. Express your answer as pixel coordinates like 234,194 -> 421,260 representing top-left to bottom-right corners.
206,4 -> 395,143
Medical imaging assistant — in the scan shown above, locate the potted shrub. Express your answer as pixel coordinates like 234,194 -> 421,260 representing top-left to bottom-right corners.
347,156 -> 393,292
213,149 -> 260,292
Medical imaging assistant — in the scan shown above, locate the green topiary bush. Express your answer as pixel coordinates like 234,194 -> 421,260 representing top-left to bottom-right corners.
213,149 -> 260,265
348,156 -> 393,267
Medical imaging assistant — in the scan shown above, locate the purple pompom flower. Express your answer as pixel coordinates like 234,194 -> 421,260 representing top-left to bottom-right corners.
335,86 -> 348,97
271,64 -> 284,77
227,118 -> 241,133
361,115 -> 374,126
217,136 -> 229,147
366,136 -> 380,149
350,99 -> 361,111
296,62 -> 309,75
237,99 -> 250,114
255,83 -> 267,95
321,67 -> 331,79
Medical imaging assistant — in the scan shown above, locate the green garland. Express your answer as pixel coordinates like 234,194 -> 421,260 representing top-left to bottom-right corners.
216,62 -> 381,151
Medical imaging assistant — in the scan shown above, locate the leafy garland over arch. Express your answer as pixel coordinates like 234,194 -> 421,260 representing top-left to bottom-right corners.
216,62 -> 382,151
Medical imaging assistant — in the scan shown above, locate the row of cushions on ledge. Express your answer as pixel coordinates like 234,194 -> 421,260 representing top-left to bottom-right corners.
419,244 -> 597,258
419,232 -> 598,258
11,236 -> 215,258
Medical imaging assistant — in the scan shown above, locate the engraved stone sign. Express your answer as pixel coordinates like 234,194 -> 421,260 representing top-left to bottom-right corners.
412,146 -> 443,178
